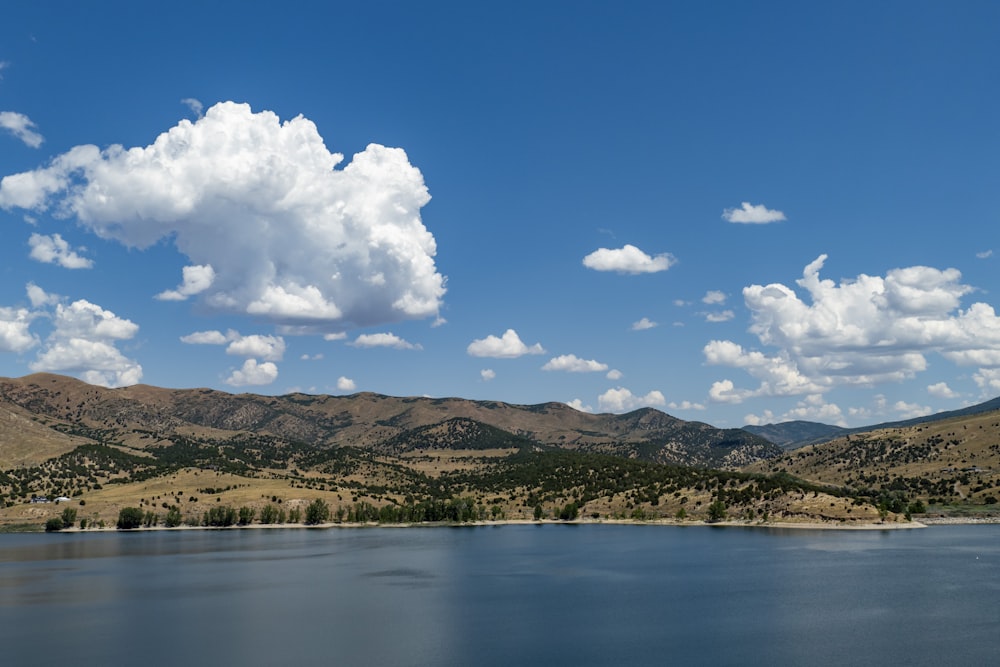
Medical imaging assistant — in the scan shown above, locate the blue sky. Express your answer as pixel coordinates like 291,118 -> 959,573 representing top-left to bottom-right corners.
1,1 -> 998,428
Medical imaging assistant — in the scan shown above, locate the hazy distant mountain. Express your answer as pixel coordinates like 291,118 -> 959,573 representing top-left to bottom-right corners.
745,395 -> 1000,450
743,421 -> 850,450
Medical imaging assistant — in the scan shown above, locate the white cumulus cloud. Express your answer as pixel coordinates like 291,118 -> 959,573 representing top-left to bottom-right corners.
0,111 -> 44,148
631,317 -> 657,330
180,329 -> 284,362
782,395 -> 846,426
28,233 -> 93,269
927,382 -> 958,399
180,330 -> 229,345
26,283 -> 60,308
597,387 -> 666,413
467,329 -> 545,358
29,299 -> 142,387
973,368 -> 1000,395
155,264 -> 215,301
542,354 -> 608,373
702,290 -> 727,305
0,306 -> 39,353
226,333 -> 285,361
722,202 -> 786,224
351,332 -> 421,350
225,359 -> 278,387
480,369 -> 495,381
566,398 -> 593,413
667,400 -> 706,411
892,400 -> 932,420
704,255 -> 1000,403
337,376 -> 356,391
582,244 -> 676,274
0,101 -> 446,331
606,369 -> 623,380
704,310 -> 735,323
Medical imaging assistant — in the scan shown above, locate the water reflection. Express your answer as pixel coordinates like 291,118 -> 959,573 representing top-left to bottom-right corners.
1,525 -> 997,667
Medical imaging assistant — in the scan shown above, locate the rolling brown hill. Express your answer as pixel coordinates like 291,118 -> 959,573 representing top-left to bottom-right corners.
0,374 -> 911,529
0,373 -> 780,469
746,409 -> 1000,508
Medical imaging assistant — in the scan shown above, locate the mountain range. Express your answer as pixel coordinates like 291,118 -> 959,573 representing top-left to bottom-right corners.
0,373 -> 780,470
2,373 -> 997,529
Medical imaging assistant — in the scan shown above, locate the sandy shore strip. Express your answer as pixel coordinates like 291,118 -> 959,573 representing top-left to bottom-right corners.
18,516 -> 951,533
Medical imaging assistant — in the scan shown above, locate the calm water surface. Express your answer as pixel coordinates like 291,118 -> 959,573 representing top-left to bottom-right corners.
1,524 -> 997,666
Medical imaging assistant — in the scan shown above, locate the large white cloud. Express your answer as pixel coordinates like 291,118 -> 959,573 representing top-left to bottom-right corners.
0,102 -> 446,330
467,329 -> 545,358
722,202 -> 785,224
0,111 -> 44,148
705,255 -> 1000,403
28,299 -> 142,387
28,233 -> 93,269
582,244 -> 675,274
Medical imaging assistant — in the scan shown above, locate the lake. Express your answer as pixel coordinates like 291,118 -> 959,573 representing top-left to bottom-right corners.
1,524 -> 997,666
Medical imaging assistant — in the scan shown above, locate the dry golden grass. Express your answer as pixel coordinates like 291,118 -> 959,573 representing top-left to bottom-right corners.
0,404 -> 91,468
395,448 -> 516,476
748,410 -> 1000,501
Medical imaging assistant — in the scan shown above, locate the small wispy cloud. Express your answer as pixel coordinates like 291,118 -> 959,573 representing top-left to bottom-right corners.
704,310 -> 734,323
181,98 -> 204,118
702,290 -> 726,305
631,317 -> 657,331
0,111 -> 44,148
976,249 -> 993,259
927,382 -> 958,399
722,202 -> 785,224
28,233 -> 92,269
351,332 -> 421,350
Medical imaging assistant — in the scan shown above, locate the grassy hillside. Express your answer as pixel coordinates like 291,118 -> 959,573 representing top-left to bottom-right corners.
0,374 -> 892,530
748,409 -> 1000,516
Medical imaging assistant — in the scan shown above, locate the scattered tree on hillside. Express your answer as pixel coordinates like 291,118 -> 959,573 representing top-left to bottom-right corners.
117,507 -> 144,530
707,500 -> 727,523
304,498 -> 330,525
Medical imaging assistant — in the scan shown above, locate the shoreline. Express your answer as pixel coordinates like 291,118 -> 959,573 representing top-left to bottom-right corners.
8,513 -> 1000,534
5,517 -> 951,533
